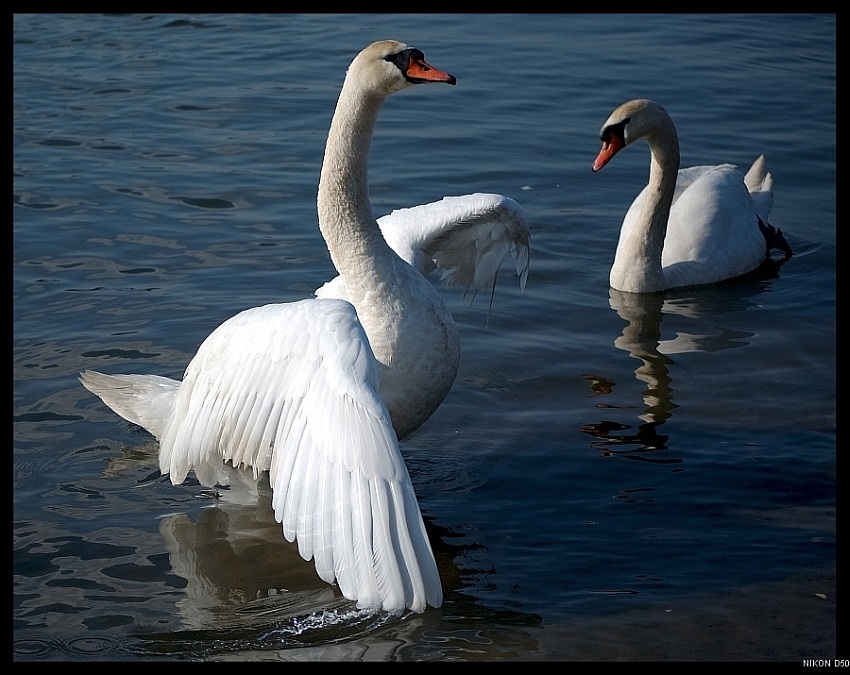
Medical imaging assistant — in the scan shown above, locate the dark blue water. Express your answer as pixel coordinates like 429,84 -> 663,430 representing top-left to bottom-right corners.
14,14 -> 835,661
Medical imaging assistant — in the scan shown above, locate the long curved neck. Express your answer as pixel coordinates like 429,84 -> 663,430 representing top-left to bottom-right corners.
317,78 -> 392,285
611,124 -> 680,293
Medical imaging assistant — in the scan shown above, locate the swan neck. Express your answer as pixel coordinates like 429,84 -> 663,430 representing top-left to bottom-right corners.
611,127 -> 680,293
317,79 -> 388,274
644,134 -> 680,239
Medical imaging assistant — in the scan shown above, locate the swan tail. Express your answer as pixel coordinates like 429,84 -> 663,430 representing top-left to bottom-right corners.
757,217 -> 793,259
79,370 -> 179,439
744,154 -> 771,192
748,154 -> 790,261
743,154 -> 775,223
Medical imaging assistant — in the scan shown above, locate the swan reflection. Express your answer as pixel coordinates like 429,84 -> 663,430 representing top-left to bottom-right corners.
122,464 -> 542,659
581,272 -> 784,463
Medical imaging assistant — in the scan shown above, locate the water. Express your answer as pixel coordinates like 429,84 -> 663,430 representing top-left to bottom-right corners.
14,14 -> 835,661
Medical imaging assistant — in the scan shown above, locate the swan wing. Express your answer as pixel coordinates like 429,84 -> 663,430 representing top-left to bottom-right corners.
622,164 -> 728,229
619,163 -> 768,288
379,193 -> 530,292
661,164 -> 767,284
623,158 -> 774,236
618,166 -> 713,248
316,193 -> 530,300
157,298 -> 441,613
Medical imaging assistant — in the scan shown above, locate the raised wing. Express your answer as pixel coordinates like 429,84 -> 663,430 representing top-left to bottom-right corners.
157,298 -> 441,614
316,193 -> 529,300
380,193 -> 530,291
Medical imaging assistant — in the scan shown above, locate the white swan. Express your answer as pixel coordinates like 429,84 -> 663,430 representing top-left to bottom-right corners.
80,40 -> 527,615
592,98 -> 792,294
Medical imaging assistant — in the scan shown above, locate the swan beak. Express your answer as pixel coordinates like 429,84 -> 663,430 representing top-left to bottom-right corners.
592,135 -> 625,173
406,55 -> 457,85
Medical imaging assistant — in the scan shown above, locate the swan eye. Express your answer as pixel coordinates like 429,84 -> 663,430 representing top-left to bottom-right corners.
384,48 -> 420,73
602,119 -> 630,143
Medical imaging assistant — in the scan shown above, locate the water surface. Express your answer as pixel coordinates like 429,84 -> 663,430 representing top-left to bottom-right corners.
14,13 -> 835,661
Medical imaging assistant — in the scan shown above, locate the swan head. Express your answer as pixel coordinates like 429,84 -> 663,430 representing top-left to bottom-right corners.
347,40 -> 456,98
592,99 -> 675,172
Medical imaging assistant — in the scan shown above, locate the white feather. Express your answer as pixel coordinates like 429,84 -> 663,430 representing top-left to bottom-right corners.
316,193 -> 529,300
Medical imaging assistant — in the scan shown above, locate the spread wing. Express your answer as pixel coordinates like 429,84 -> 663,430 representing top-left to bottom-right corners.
316,193 -> 530,300
157,298 -> 441,613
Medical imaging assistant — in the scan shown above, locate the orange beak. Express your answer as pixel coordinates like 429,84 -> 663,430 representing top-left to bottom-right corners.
407,54 -> 456,85
592,134 -> 625,173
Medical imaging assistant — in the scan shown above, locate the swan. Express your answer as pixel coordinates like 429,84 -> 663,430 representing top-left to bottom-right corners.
591,98 -> 792,293
80,40 -> 527,615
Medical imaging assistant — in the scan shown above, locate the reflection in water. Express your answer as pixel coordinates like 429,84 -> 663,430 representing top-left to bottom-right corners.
130,472 -> 396,656
123,469 -> 542,659
14,435 -> 543,660
581,271 -> 784,463
582,290 -> 678,463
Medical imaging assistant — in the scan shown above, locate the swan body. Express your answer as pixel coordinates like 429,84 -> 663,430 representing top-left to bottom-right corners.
79,41 -> 516,615
592,98 -> 791,293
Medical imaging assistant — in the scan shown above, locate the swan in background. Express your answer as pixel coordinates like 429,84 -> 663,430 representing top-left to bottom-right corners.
592,98 -> 792,294
80,40 -> 528,615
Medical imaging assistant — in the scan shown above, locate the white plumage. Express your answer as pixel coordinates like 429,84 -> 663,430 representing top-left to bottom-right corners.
317,192 -> 529,300
80,40 -> 529,615
592,99 -> 791,293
